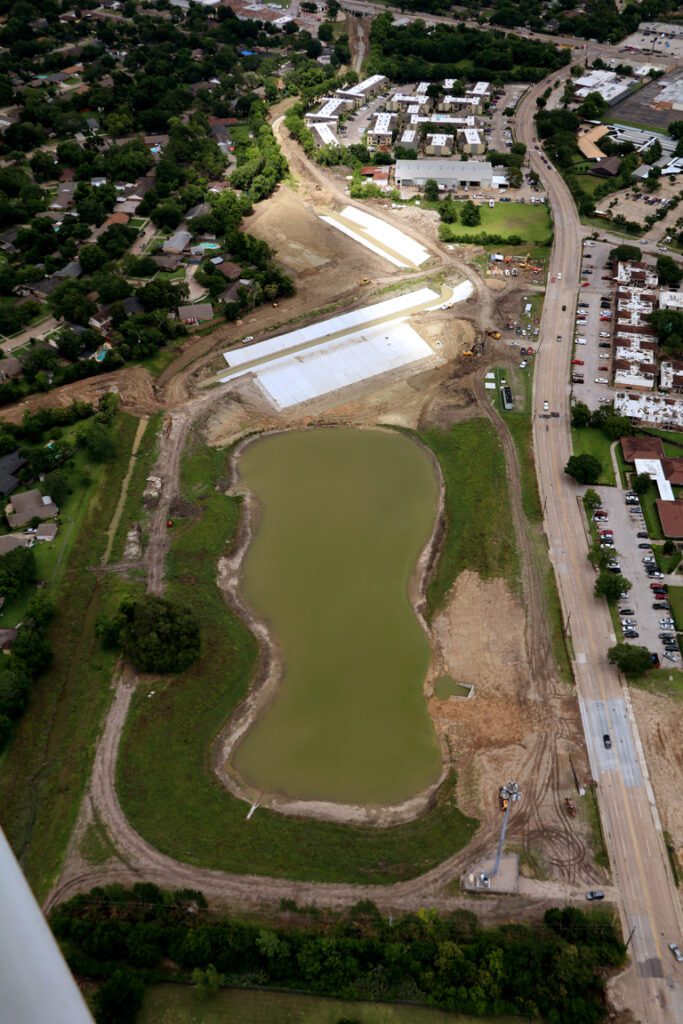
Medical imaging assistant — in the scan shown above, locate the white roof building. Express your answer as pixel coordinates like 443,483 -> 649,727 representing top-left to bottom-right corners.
659,290 -> 683,310
311,122 -> 339,147
634,458 -> 675,501
615,391 -> 683,428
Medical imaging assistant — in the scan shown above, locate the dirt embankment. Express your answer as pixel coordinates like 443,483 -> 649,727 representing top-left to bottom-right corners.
630,689 -> 683,868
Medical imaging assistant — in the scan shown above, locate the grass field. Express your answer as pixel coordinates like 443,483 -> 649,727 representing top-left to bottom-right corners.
439,201 -> 552,242
0,414 -> 142,900
653,545 -> 681,575
418,419 -> 520,613
571,427 -> 616,486
638,482 -> 664,540
668,586 -> 683,631
108,413 -> 163,562
138,985 -> 529,1024
492,366 -> 542,522
117,434 -> 478,884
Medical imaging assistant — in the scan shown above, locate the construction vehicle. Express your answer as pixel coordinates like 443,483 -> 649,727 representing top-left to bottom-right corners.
500,792 -> 509,811
487,330 -> 501,340
462,349 -> 474,357
358,278 -> 370,286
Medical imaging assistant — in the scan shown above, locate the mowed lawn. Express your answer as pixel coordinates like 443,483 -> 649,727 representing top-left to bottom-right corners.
440,201 -> 552,241
571,427 -> 616,486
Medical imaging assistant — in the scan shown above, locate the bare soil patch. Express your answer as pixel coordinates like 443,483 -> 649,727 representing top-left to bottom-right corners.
630,688 -> 683,871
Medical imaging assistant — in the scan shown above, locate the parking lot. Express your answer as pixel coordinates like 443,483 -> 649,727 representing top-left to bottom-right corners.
590,487 -> 679,664
569,239 -> 614,410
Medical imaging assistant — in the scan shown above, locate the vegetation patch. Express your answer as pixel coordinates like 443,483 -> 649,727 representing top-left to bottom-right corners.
0,414 -> 141,900
439,202 -> 552,244
117,436 -> 478,884
419,419 -> 520,614
109,413 -> 162,563
570,427 -> 616,486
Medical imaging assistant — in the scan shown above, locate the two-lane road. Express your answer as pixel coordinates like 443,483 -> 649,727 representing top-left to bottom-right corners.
516,74 -> 683,1023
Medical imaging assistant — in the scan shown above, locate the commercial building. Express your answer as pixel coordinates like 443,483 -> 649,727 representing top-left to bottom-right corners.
575,68 -> 635,104
394,158 -> 495,189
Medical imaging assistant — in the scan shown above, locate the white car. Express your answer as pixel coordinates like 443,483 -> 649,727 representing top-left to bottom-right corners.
575,338 -> 587,345
584,241 -> 596,247
543,400 -> 549,411
558,272 -> 562,280
599,332 -> 610,338
595,377 -> 609,384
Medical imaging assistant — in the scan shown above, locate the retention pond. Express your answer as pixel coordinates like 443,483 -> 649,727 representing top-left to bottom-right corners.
232,428 -> 442,806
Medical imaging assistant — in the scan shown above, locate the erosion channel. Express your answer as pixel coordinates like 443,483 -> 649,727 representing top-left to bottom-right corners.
232,427 -> 442,806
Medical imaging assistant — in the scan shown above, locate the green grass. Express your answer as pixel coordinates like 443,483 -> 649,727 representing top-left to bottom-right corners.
0,414 -> 143,901
571,427 -> 616,486
668,586 -> 683,631
418,419 -> 520,613
583,787 -> 610,871
638,483 -> 664,540
141,342 -> 185,377
653,544 -> 681,575
439,202 -> 552,242
138,986 -> 528,1024
492,366 -> 542,522
79,817 -> 117,866
117,435 -> 479,885
628,666 -> 683,697
108,413 -> 163,563
613,442 -> 628,489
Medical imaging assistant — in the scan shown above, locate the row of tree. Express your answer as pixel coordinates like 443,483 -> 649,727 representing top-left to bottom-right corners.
51,883 -> 626,1024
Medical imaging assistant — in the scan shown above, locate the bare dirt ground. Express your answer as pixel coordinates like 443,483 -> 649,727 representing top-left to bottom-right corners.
630,689 -> 683,871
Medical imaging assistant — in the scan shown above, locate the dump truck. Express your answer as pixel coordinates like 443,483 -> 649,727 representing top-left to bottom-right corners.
487,330 -> 501,340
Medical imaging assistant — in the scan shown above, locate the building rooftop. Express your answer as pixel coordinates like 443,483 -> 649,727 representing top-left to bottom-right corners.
656,498 -> 683,538
5,490 -> 58,529
395,158 -> 493,179
620,436 -> 664,462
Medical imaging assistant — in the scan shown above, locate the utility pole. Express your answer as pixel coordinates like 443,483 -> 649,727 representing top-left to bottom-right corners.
626,924 -> 636,949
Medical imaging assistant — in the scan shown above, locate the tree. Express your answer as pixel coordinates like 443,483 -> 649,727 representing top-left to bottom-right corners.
632,472 -> 651,496
423,179 -> 440,202
656,255 -> 683,288
609,244 -> 641,263
114,595 -> 200,673
460,200 -> 481,227
584,488 -> 601,508
318,22 -> 334,42
595,571 -> 631,602
0,548 -> 36,602
80,422 -> 117,463
94,967 -> 144,1024
571,401 -> 591,428
564,453 -> 601,484
608,643 -> 653,676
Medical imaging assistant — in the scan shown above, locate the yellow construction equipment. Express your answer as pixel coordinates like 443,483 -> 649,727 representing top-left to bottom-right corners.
487,330 -> 501,340
462,349 -> 474,357
358,278 -> 370,286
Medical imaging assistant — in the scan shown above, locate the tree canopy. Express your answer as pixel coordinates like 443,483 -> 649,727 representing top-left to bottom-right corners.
608,643 -> 653,676
565,453 -> 602,484
106,595 -> 200,674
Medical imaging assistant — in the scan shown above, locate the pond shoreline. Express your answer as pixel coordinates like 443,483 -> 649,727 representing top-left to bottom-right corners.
211,425 -> 452,828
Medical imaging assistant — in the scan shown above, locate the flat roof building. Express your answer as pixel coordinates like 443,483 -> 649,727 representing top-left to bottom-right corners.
310,122 -> 339,147
395,158 -> 494,189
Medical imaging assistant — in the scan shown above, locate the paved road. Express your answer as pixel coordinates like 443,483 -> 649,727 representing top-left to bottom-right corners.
516,71 -> 683,1024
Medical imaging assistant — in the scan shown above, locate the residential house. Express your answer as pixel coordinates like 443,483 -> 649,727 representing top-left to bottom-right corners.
177,303 -> 214,323
163,230 -> 192,255
153,254 -> 181,272
0,451 -> 26,497
6,490 -> 58,529
0,535 -> 30,556
53,261 -> 82,280
0,358 -> 22,383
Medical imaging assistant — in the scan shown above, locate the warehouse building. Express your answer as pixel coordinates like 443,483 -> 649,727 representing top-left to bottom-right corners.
394,159 -> 495,189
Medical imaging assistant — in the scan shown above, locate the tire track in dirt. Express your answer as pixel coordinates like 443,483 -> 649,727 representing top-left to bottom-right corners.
473,375 -> 594,883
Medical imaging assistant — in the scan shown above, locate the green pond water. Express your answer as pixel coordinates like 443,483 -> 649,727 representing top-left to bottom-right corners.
233,428 -> 442,805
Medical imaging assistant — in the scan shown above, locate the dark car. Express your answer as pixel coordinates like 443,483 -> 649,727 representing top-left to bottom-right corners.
586,890 -> 605,901
603,734 -> 611,749
637,531 -> 649,539
653,602 -> 669,610
624,631 -> 639,638
638,543 -> 653,549
664,644 -> 679,652
659,634 -> 675,641
561,304 -> 566,311
618,608 -> 634,616
599,342 -> 611,348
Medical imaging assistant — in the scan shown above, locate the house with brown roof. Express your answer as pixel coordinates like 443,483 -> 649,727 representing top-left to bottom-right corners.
5,490 -> 58,529
661,457 -> 683,487
177,303 -> 214,323
656,499 -> 683,538
620,436 -> 664,462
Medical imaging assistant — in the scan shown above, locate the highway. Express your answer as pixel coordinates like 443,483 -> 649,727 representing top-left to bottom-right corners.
515,71 -> 683,1022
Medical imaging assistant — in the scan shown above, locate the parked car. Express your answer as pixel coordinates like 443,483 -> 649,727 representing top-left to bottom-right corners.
586,890 -> 605,901
572,359 -> 585,365
671,943 -> 683,963
638,543 -> 652,549
598,365 -> 609,371
575,338 -> 587,345
637,531 -> 649,539
624,631 -> 639,638
599,331 -> 610,338
603,734 -> 612,749
599,342 -> 611,348
595,377 -> 609,384
619,608 -> 634,616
